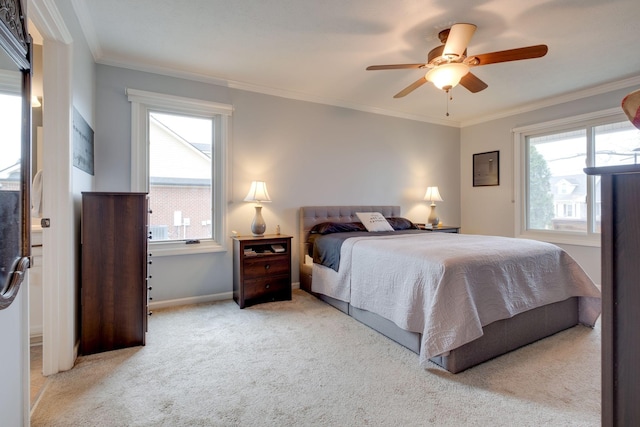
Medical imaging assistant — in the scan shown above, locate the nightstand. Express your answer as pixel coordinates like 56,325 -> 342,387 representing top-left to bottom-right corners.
232,234 -> 293,308
416,224 -> 460,233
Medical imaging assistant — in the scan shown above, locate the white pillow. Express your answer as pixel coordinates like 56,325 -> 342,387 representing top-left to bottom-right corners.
356,212 -> 394,232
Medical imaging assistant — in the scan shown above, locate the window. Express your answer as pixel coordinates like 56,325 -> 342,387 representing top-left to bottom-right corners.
515,108 -> 640,246
128,89 -> 232,256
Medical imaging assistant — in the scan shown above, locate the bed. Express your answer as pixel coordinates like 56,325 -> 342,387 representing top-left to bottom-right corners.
299,205 -> 601,373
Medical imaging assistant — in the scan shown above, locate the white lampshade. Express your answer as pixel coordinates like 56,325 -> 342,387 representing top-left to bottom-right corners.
425,63 -> 469,90
424,186 -> 443,203
244,181 -> 271,203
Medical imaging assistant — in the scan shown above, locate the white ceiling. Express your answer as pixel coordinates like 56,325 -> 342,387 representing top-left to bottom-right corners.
71,0 -> 640,127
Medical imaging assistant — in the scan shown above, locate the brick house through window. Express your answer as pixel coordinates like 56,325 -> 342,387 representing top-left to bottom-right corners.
148,113 -> 212,241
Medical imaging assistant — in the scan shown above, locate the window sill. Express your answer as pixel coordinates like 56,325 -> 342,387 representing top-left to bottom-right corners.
149,240 -> 227,257
517,231 -> 601,248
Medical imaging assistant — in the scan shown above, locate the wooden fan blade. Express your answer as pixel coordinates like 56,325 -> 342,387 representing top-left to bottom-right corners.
394,77 -> 428,98
443,23 -> 477,58
459,72 -> 488,93
366,64 -> 426,70
468,45 -> 548,66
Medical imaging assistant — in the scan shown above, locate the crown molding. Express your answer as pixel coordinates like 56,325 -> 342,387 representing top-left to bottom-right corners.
94,53 -> 640,131
96,56 -> 231,89
70,0 -> 101,60
28,0 -> 72,44
226,80 -> 460,127
460,75 -> 640,128
96,55 -> 461,127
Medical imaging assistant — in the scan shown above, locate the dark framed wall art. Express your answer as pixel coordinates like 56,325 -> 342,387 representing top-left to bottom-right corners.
473,150 -> 500,186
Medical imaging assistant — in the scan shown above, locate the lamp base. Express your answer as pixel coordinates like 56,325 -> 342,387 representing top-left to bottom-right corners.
250,205 -> 266,236
428,203 -> 439,227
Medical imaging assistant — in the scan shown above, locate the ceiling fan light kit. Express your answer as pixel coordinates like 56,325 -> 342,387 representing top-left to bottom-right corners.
366,23 -> 548,115
425,62 -> 470,91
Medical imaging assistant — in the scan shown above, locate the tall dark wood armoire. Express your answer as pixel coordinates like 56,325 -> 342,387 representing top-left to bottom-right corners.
585,164 -> 640,427
81,192 -> 149,355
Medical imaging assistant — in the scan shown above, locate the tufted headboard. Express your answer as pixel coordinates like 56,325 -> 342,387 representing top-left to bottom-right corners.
298,205 -> 401,292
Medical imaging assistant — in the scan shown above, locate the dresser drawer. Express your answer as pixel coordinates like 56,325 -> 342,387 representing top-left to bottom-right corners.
243,256 -> 289,278
243,275 -> 290,301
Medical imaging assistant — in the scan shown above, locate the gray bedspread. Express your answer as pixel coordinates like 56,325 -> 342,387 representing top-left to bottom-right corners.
311,232 -> 602,365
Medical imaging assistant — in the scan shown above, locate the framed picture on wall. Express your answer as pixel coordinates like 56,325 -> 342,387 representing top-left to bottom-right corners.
473,150 -> 499,186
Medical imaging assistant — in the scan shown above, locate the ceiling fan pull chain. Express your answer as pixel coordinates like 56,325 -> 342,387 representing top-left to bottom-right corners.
445,89 -> 450,116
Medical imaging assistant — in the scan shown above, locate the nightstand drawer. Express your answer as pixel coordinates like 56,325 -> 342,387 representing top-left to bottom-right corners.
243,275 -> 290,301
243,256 -> 289,278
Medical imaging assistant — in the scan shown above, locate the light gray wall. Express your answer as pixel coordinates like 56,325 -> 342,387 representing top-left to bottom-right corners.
460,86 -> 636,284
95,64 -> 461,302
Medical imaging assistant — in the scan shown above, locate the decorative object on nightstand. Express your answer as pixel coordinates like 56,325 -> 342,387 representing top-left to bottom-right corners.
415,223 -> 460,233
244,181 -> 271,236
424,186 -> 443,227
232,234 -> 293,308
418,224 -> 460,233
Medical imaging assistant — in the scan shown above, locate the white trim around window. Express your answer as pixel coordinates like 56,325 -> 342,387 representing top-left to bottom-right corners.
513,107 -> 627,248
127,88 -> 233,256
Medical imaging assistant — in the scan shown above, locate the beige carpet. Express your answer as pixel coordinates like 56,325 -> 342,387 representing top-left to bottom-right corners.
31,290 -> 600,426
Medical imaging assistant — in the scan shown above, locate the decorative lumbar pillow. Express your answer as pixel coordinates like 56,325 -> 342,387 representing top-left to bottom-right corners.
356,212 -> 394,232
622,89 -> 640,130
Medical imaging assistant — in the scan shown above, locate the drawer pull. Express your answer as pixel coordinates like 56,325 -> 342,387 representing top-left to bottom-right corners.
265,264 -> 270,270
265,283 -> 270,289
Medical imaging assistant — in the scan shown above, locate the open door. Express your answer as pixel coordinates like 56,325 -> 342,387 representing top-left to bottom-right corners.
0,0 -> 32,424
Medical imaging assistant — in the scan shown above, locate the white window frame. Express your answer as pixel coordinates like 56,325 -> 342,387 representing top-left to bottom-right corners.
127,88 -> 232,256
513,107 -> 627,247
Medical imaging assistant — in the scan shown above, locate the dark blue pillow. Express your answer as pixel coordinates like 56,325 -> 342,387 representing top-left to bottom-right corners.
386,217 -> 417,230
309,221 -> 366,235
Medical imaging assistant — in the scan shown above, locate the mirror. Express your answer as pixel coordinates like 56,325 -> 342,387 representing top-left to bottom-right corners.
0,0 -> 31,310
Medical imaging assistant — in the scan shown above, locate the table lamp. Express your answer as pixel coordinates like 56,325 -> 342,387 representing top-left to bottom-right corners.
244,181 -> 271,236
424,186 -> 443,227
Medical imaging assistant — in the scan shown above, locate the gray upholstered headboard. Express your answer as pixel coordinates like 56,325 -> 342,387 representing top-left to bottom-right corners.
298,205 -> 401,291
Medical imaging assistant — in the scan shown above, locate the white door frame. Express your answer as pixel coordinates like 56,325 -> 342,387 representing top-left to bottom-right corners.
29,0 -> 76,375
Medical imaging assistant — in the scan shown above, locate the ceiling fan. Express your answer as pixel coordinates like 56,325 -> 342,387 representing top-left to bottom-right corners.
366,23 -> 548,99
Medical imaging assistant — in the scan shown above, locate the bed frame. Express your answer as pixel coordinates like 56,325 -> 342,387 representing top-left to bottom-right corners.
299,206 -> 579,373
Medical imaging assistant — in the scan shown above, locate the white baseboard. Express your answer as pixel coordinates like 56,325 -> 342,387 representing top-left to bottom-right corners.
30,334 -> 43,346
148,282 -> 300,310
30,325 -> 43,340
149,292 -> 233,310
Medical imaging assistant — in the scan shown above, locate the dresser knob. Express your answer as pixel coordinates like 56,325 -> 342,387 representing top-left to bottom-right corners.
265,264 -> 270,270
265,283 -> 270,289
